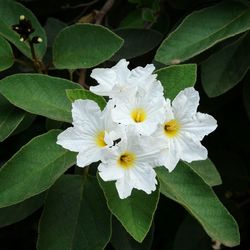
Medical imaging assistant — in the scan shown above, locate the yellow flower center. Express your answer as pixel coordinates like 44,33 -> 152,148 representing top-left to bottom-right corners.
131,108 -> 147,123
164,119 -> 180,138
95,131 -> 107,147
117,151 -> 136,169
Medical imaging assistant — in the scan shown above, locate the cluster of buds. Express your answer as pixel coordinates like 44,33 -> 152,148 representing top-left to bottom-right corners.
12,15 -> 43,44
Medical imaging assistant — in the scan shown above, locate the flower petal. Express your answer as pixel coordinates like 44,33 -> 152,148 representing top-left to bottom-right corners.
129,165 -> 157,194
115,178 -> 133,199
72,99 -> 101,128
174,134 -> 208,162
181,112 -> 217,140
56,127 -> 85,152
76,146 -> 102,167
98,162 -> 124,181
172,87 -> 200,120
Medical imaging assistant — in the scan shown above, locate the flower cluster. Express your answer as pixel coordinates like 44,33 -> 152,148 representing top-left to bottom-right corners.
57,59 -> 217,199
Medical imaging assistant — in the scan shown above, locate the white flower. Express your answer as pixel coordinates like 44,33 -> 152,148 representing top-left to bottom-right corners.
153,87 -> 217,172
56,99 -> 121,167
111,91 -> 166,136
90,59 -> 163,102
98,131 -> 158,199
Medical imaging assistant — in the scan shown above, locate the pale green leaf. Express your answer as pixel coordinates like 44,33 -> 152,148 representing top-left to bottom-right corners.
156,163 -> 240,247
0,94 -> 25,142
0,0 -> 47,59
0,74 -> 80,122
201,32 -> 250,97
53,24 -> 123,69
98,175 -> 159,242
186,159 -> 222,187
0,36 -> 13,71
37,175 -> 111,250
155,1 -> 250,65
66,89 -> 106,110
155,64 -> 197,100
0,130 -> 76,208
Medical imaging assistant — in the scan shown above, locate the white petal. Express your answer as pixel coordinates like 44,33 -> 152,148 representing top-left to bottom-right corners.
129,165 -> 157,194
76,146 -> 102,167
56,127 -> 85,152
181,112 -> 217,140
130,64 -> 155,80
72,99 -> 101,128
174,134 -> 208,162
115,178 -> 133,199
98,163 -> 124,181
158,146 -> 180,172
172,87 -> 200,120
90,68 -> 116,96
111,104 -> 132,125
135,121 -> 157,136
112,59 -> 130,82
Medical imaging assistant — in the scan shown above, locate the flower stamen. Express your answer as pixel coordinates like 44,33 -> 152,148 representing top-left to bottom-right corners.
131,108 -> 147,123
118,151 -> 136,168
95,131 -> 107,147
164,119 -> 180,138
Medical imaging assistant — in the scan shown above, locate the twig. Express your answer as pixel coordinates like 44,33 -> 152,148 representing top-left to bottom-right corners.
78,68 -> 89,89
62,0 -> 99,10
95,0 -> 115,24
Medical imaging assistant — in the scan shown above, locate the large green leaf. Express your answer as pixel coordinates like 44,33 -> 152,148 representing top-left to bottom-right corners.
37,175 -> 111,250
156,163 -> 240,247
173,215 -> 211,250
66,89 -> 106,110
98,175 -> 159,242
111,28 -> 163,61
0,94 -> 25,142
155,1 -> 250,65
243,74 -> 250,120
0,130 -> 76,208
111,217 -> 154,250
185,159 -> 222,187
0,36 -> 13,71
0,0 -> 47,59
0,192 -> 45,228
155,64 -> 197,100
53,24 -> 123,69
201,32 -> 250,97
0,74 -> 80,122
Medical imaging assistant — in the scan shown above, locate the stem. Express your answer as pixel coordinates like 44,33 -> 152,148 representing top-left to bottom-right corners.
95,0 -> 115,24
78,68 -> 89,89
28,39 -> 47,74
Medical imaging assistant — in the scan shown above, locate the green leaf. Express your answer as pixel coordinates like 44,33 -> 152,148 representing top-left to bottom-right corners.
155,1 -> 250,65
44,17 -> 66,47
111,28 -> 163,61
98,175 -> 159,242
0,130 -> 76,208
0,94 -> 25,142
156,163 -> 240,247
12,113 -> 35,136
66,89 -> 106,110
119,10 -> 145,29
0,36 -> 13,71
186,159 -> 222,187
243,74 -> 250,120
173,215 -> 211,250
37,175 -> 111,250
0,192 -> 45,228
0,0 -> 47,59
111,217 -> 154,250
0,74 -> 80,123
201,32 -> 250,97
155,64 -> 197,100
53,24 -> 123,69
